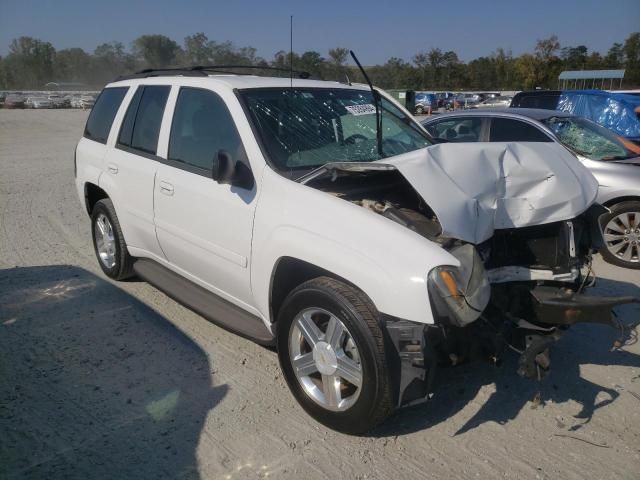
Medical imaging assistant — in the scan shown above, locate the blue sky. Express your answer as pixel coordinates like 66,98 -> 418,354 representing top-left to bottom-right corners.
1,0 -> 638,63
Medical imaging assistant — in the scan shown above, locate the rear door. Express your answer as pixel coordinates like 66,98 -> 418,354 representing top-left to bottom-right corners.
153,86 -> 258,309
77,87 -> 129,194
101,85 -> 170,258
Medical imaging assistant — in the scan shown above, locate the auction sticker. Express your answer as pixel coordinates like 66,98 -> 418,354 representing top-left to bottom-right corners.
345,104 -> 376,116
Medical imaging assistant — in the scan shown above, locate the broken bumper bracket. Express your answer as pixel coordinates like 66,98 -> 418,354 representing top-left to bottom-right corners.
516,285 -> 639,379
530,285 -> 639,326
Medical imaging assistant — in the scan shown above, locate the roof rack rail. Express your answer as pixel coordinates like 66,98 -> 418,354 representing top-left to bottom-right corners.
116,65 -> 311,81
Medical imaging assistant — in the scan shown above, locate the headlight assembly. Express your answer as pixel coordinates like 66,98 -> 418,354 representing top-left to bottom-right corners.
428,244 -> 491,327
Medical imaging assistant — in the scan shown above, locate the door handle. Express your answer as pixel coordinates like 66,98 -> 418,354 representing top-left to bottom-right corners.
107,164 -> 118,174
159,181 -> 174,196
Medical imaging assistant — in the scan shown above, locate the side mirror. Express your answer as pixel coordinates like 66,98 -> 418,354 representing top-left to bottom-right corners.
212,150 -> 236,184
211,149 -> 255,190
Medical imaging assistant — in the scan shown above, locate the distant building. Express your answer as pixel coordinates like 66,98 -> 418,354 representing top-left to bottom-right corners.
558,70 -> 625,90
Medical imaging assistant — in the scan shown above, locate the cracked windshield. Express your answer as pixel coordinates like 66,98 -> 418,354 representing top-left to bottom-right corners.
240,88 -> 432,172
543,116 -> 640,161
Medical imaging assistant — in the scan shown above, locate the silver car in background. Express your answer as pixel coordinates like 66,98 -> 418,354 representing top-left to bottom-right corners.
421,108 -> 640,269
474,96 -> 512,108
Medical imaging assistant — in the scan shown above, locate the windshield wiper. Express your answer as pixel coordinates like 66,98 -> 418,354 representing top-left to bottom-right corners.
602,154 -> 635,161
350,50 -> 383,157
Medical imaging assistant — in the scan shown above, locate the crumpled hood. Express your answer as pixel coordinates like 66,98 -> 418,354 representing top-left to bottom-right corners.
381,142 -> 599,244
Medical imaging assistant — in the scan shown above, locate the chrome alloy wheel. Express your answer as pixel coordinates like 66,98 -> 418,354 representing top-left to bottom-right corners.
603,211 -> 640,264
94,213 -> 117,269
289,308 -> 363,412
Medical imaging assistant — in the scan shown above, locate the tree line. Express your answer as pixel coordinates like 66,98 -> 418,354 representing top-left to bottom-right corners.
0,32 -> 638,91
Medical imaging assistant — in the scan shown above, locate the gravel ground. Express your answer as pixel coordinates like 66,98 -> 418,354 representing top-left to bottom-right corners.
1,109 -> 639,480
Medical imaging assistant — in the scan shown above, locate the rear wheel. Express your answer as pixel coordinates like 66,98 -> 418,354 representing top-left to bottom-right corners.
91,198 -> 135,279
276,277 -> 393,434
600,201 -> 640,269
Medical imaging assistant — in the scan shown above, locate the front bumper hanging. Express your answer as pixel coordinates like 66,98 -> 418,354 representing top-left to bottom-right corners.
385,288 -> 639,406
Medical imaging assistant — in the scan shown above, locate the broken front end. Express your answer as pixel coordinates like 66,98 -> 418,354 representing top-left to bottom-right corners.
301,150 -> 638,408
388,206 -> 638,406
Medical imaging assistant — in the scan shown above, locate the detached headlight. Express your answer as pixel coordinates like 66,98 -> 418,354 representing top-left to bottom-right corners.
428,244 -> 490,327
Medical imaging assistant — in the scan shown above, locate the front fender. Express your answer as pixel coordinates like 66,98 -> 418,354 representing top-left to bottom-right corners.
250,169 -> 459,325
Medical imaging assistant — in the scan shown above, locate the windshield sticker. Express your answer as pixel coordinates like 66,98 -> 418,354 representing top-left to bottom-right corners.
345,104 -> 377,116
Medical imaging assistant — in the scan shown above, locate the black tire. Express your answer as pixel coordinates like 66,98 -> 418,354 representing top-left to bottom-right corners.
599,201 -> 640,269
276,276 -> 393,434
91,198 -> 135,280
415,105 -> 424,115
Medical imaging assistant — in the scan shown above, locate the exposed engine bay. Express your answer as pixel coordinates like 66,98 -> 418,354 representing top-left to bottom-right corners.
303,164 -> 639,407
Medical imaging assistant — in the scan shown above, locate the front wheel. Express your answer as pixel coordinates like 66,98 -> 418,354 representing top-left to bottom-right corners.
600,201 -> 640,269
276,277 -> 393,434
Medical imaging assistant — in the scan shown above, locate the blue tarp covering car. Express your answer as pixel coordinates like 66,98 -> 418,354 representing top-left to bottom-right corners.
557,90 -> 640,144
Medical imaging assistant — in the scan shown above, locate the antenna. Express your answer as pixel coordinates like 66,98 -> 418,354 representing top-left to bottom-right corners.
350,50 -> 382,156
290,15 -> 293,89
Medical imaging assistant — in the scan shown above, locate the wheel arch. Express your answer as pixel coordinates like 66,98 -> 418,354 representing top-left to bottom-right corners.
269,256 -> 360,327
601,195 -> 640,208
84,182 -> 109,215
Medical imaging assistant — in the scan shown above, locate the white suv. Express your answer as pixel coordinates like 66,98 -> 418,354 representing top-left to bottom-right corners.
75,67 -> 637,433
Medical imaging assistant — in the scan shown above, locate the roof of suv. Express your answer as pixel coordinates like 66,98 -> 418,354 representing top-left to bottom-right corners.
108,74 -> 369,91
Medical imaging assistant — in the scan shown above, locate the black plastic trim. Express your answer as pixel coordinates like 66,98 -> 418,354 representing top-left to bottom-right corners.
133,258 -> 274,345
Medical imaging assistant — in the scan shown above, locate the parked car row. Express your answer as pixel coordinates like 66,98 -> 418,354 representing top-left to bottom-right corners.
0,91 -> 97,109
414,91 -> 512,113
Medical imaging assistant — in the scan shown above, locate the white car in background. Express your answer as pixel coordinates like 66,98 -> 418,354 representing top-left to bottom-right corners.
474,96 -> 512,108
74,67 -> 638,433
79,94 -> 96,110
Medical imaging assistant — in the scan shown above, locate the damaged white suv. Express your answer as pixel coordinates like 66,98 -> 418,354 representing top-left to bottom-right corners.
75,66 -> 638,434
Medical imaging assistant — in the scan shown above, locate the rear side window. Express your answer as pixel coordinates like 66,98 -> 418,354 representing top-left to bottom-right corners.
84,87 -> 128,144
512,94 -> 559,110
118,85 -> 170,154
489,118 -> 552,142
168,87 -> 245,171
425,117 -> 482,142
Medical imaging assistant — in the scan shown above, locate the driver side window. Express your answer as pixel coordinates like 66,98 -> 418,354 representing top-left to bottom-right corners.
168,87 -> 246,172
426,118 -> 482,142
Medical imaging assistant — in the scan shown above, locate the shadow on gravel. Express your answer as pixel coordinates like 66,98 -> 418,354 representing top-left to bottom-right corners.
373,277 -> 640,437
0,265 -> 226,480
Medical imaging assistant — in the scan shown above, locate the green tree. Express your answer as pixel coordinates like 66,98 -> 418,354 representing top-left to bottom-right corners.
561,45 -> 588,69
132,34 -> 180,68
328,47 -> 349,81
605,42 -> 624,67
427,48 -> 444,87
412,52 -> 429,89
298,51 -> 325,78
623,32 -> 640,87
3,36 -> 55,88
91,42 -> 135,85
53,48 -> 91,83
183,32 -> 212,65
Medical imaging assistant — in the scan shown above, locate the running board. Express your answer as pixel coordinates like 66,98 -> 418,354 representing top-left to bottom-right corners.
133,258 -> 274,345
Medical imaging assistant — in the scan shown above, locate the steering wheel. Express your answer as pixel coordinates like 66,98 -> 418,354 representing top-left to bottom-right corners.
344,134 -> 369,145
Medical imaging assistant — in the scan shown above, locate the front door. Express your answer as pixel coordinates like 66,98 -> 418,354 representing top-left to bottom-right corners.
153,86 -> 257,310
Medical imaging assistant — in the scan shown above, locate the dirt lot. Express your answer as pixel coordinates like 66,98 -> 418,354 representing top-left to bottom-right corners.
1,109 -> 639,480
